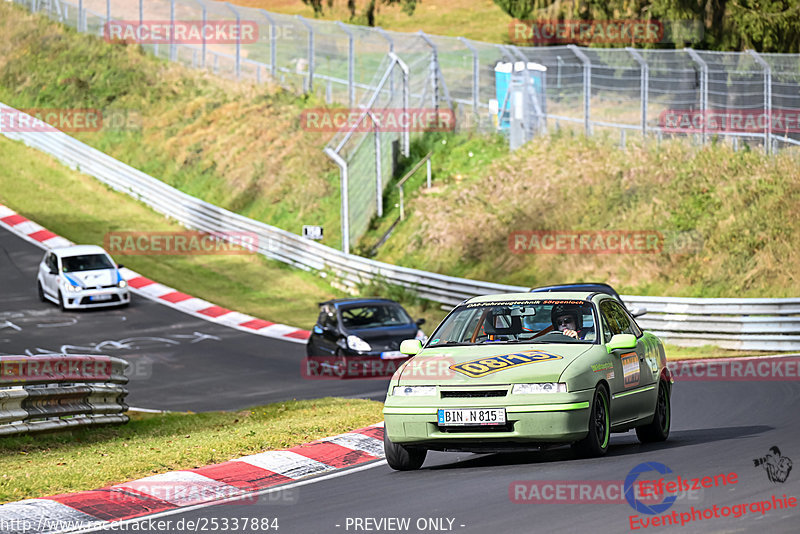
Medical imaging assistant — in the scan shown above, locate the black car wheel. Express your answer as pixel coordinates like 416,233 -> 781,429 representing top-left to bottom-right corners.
57,290 -> 67,311
384,429 -> 427,471
573,384 -> 610,457
37,281 -> 46,302
636,380 -> 671,443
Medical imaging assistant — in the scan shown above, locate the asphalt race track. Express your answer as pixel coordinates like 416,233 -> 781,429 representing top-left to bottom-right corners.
92,378 -> 800,533
3,225 -> 800,533
0,226 -> 389,411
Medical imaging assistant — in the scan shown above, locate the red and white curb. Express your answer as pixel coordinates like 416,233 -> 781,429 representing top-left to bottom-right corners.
0,423 -> 385,533
0,204 -> 311,344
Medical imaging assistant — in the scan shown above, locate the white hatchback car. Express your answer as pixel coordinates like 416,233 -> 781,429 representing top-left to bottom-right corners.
37,245 -> 130,310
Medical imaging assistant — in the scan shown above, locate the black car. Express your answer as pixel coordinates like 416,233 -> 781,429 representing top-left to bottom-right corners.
306,298 -> 426,360
529,282 -> 646,317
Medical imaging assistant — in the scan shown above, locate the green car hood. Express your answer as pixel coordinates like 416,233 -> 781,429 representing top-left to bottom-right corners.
396,343 -> 594,385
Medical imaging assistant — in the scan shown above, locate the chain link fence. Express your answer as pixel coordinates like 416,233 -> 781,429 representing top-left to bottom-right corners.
15,0 -> 800,251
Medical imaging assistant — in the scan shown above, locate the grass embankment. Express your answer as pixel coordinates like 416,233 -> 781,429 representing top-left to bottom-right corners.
0,398 -> 383,504
376,131 -> 800,298
0,2 -> 342,247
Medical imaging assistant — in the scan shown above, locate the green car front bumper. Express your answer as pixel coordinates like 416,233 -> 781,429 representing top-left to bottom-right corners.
383,389 -> 594,449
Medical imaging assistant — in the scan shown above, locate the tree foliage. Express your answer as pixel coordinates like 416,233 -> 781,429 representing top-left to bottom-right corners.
301,0 -> 418,27
493,0 -> 800,52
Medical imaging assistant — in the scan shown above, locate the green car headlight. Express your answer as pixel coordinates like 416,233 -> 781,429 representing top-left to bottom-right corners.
512,383 -> 567,394
393,386 -> 436,396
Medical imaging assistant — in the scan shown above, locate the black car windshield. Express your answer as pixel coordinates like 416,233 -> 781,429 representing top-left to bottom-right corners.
340,304 -> 413,329
426,300 -> 597,346
61,254 -> 115,273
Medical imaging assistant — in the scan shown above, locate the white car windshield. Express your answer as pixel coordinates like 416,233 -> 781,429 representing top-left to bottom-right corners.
61,254 -> 115,273
427,300 -> 597,346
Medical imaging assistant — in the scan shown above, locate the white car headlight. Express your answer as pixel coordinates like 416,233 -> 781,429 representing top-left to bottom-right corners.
63,281 -> 81,292
346,335 -> 371,352
118,279 -> 128,288
415,329 -> 427,343
393,386 -> 436,396
512,383 -> 567,394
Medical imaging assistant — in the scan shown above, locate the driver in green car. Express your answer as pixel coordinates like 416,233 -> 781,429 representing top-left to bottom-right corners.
551,303 -> 593,340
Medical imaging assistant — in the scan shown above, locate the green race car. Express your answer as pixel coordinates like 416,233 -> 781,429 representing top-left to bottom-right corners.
383,291 -> 673,470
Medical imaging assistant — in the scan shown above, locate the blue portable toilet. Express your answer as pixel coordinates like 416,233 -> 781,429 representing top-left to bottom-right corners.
494,61 -> 547,129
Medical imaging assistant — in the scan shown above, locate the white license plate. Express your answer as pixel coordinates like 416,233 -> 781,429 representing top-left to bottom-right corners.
90,294 -> 113,302
437,408 -> 506,426
380,351 -> 405,360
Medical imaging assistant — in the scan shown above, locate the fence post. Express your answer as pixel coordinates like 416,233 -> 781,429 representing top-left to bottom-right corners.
259,10 -> 277,78
200,3 -> 207,67
458,37 -> 480,117
418,31 -> 454,113
297,16 -> 314,93
369,111 -> 383,218
106,0 -> 110,24
169,0 -> 175,62
747,49 -> 772,154
336,21 -> 355,108
426,158 -> 431,188
685,48 -> 708,145
568,45 -> 591,136
225,3 -> 242,79
78,0 -> 83,31
324,148 -> 349,255
627,47 -> 648,138
389,52 -> 410,157
376,28 -> 395,102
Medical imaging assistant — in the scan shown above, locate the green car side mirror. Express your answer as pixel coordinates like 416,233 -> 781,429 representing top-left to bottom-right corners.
400,339 -> 422,356
607,333 -> 637,353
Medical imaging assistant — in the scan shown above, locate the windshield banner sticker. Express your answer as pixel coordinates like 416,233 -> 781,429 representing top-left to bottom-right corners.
450,350 -> 563,378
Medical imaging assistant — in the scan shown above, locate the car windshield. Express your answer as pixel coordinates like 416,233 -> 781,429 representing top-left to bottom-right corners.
340,304 -> 413,329
426,300 -> 597,346
61,254 -> 115,273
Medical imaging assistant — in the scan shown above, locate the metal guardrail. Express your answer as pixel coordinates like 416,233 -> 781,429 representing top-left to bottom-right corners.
2,102 -> 799,350
0,354 -> 129,436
